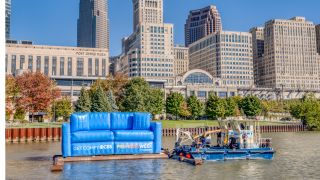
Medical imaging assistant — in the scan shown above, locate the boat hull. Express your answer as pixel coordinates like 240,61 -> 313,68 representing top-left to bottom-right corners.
190,148 -> 275,161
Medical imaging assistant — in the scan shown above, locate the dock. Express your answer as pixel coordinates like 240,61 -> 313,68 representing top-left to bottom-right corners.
51,153 -> 168,172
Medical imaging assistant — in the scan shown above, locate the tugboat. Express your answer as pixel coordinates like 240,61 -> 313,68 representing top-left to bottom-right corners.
171,119 -> 275,161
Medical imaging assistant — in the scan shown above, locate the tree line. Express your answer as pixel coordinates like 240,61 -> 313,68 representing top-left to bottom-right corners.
6,72 -> 320,130
75,75 -> 164,116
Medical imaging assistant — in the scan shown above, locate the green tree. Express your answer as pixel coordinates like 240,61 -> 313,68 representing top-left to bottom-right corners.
146,88 -> 165,116
240,95 -> 262,117
166,92 -> 184,120
107,89 -> 119,112
91,85 -> 111,112
75,87 -> 91,112
186,95 -> 204,119
225,97 -> 237,117
180,101 -> 191,119
205,95 -> 226,119
53,97 -> 73,121
120,78 -> 165,116
261,100 -> 271,118
290,94 -> 320,130
120,78 -> 149,112
13,107 -> 26,121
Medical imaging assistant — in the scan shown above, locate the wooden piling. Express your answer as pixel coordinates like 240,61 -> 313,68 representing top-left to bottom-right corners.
12,128 -> 19,143
6,129 -> 12,143
19,128 -> 26,143
40,128 -> 47,142
34,128 -> 40,142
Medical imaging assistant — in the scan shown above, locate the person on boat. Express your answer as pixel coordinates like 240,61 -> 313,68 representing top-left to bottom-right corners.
229,136 -> 238,149
216,129 -> 222,147
242,133 -> 248,148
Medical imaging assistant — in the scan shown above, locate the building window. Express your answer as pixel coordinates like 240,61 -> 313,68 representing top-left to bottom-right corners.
88,58 -> 92,76
95,58 -> 99,76
20,55 -> 25,69
189,91 -> 195,96
52,56 -> 57,76
11,55 -> 16,74
184,72 -> 213,84
60,57 -> 65,76
77,58 -> 84,76
102,58 -> 106,77
28,55 -> 33,71
218,92 -> 227,98
36,56 -> 41,72
44,56 -> 49,75
197,91 -> 207,98
67,57 -> 72,76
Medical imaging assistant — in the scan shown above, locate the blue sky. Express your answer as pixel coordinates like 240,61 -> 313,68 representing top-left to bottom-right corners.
11,0 -> 320,56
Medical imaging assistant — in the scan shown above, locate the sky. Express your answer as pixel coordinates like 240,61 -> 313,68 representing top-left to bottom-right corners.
11,0 -> 320,56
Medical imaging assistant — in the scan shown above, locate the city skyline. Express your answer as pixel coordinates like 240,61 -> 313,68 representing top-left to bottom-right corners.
77,0 -> 109,49
10,0 -> 320,56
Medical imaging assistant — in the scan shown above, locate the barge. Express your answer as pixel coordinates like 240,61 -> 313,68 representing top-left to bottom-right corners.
170,119 -> 275,161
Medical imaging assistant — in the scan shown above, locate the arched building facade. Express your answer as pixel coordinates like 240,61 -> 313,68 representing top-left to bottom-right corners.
164,69 -> 238,101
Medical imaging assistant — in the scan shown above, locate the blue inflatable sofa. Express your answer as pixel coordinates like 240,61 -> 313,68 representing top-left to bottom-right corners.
62,112 -> 162,157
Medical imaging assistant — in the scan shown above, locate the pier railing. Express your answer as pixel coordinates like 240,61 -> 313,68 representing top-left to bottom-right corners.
5,124 -> 306,143
161,124 -> 306,137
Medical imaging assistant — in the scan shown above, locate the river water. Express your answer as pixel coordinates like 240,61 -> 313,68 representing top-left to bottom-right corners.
6,132 -> 320,180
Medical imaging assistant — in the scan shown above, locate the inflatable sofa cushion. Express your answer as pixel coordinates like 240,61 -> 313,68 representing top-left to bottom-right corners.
114,141 -> 153,154
71,142 -> 114,156
111,112 -> 133,130
132,112 -> 151,130
71,113 -> 89,132
113,130 -> 154,141
71,130 -> 114,143
88,113 -> 111,130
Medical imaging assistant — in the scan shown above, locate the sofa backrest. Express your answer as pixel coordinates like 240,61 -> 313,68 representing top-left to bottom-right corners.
132,112 -> 151,130
88,113 -> 111,130
70,113 -> 90,132
110,112 -> 134,130
70,112 -> 152,132
71,112 -> 111,132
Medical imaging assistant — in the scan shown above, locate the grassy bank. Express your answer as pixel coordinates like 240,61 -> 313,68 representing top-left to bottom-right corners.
153,120 -> 297,129
6,122 -> 63,128
6,120 -> 296,129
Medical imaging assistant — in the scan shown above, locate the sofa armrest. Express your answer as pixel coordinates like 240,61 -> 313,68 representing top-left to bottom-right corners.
150,122 -> 162,153
62,123 -> 72,157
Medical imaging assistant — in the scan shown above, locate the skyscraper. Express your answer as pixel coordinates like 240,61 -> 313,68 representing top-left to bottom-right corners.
316,24 -> 320,54
132,0 -> 163,31
5,0 -> 11,40
261,17 -> 319,90
77,0 -> 109,49
185,5 -> 222,47
117,0 -> 174,82
250,27 -> 264,86
189,31 -> 254,88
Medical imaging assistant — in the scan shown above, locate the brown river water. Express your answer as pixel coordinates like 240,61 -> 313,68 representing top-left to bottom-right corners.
6,132 -> 320,180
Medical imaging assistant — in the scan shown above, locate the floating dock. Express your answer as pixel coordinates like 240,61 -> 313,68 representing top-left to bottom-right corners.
51,153 -> 168,172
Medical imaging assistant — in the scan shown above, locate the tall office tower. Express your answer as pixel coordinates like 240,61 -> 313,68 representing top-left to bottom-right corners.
133,0 -> 163,31
118,0 -> 174,82
316,24 -> 320,54
173,45 -> 189,75
77,0 -> 109,49
185,5 -> 222,47
189,31 -> 254,88
250,27 -> 264,86
5,0 -> 11,40
261,17 -> 320,90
